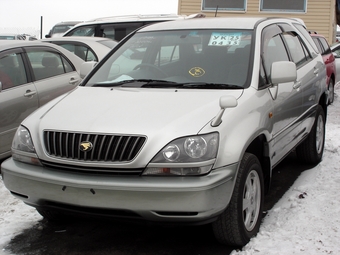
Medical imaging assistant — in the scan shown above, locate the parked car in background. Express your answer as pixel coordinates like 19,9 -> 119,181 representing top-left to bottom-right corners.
0,40 -> 85,160
45,21 -> 82,38
40,36 -> 118,62
1,17 -> 328,247
22,34 -> 37,41
330,42 -> 340,84
63,13 -> 205,41
310,32 -> 336,104
0,33 -> 26,40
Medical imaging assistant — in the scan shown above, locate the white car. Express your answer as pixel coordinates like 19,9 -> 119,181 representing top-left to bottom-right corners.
63,13 -> 205,41
0,33 -> 26,40
45,21 -> 82,38
0,40 -> 84,160
1,17 -> 328,246
40,36 -> 118,62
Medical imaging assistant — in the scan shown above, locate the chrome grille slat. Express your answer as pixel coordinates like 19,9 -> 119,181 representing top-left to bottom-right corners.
112,136 -> 122,161
120,136 -> 131,161
65,133 -> 69,158
90,135 -> 99,161
71,133 -> 76,159
104,136 -> 114,161
58,133 -> 63,154
128,137 -> 140,160
43,131 -> 146,163
53,132 -> 57,156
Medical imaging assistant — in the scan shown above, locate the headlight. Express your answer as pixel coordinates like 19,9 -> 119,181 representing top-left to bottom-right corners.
143,133 -> 219,176
12,126 -> 35,152
12,126 -> 42,166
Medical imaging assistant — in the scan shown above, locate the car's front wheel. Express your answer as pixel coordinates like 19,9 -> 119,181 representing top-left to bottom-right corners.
212,153 -> 264,246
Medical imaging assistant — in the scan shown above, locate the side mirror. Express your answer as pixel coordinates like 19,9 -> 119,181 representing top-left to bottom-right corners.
211,95 -> 238,127
271,61 -> 297,84
80,61 -> 97,79
333,52 -> 338,58
45,30 -> 52,38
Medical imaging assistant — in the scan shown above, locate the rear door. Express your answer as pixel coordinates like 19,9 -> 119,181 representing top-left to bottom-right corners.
24,46 -> 81,107
0,48 -> 38,158
281,26 -> 325,132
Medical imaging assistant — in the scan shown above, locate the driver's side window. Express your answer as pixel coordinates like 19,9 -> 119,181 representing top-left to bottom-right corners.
261,25 -> 289,84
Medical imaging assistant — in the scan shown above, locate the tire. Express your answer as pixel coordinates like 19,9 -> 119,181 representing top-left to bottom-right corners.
296,105 -> 325,165
212,153 -> 264,246
328,78 -> 334,104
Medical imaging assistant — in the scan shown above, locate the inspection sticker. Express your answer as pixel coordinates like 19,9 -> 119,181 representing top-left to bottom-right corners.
208,32 -> 242,46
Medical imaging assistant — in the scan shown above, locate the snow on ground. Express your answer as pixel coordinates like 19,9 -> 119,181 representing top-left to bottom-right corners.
233,84 -> 340,255
1,85 -> 340,255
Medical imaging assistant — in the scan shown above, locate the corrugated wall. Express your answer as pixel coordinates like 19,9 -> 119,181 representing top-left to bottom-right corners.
178,0 -> 337,43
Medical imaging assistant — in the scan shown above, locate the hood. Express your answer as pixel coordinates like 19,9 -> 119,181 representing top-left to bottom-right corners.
35,87 -> 243,137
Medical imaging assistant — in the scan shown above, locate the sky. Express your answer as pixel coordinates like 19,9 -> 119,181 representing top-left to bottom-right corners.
1,88 -> 340,254
0,0 -> 179,39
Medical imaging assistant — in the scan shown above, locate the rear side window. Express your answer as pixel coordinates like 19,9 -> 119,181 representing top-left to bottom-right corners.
283,32 -> 311,67
318,37 -> 331,54
66,21 -> 162,41
100,23 -> 144,41
26,50 -> 75,80
0,53 -> 27,89
312,38 -> 323,53
293,23 -> 318,53
58,43 -> 98,62
67,25 -> 96,37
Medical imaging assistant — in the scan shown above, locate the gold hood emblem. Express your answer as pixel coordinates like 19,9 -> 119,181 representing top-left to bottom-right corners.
80,141 -> 93,152
189,67 -> 205,77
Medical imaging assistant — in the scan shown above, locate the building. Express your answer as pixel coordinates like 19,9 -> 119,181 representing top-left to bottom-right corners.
178,0 -> 337,44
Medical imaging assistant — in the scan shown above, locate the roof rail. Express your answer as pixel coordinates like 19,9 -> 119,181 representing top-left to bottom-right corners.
88,13 -> 205,22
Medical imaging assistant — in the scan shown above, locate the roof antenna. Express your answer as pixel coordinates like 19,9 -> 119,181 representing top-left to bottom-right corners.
215,5 -> 219,17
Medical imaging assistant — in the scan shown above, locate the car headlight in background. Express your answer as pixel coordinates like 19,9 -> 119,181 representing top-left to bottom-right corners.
143,132 -> 219,176
11,125 -> 42,166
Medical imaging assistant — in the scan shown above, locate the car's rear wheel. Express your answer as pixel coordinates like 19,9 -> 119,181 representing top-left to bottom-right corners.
296,105 -> 325,164
212,153 -> 264,246
328,78 -> 334,104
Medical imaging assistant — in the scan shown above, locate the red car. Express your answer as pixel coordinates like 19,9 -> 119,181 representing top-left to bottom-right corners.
310,33 -> 336,104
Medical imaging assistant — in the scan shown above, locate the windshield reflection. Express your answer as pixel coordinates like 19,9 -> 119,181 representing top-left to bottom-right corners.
86,29 -> 253,89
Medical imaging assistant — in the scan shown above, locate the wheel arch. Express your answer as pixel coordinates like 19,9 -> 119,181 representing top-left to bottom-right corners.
244,134 -> 271,194
319,90 -> 328,120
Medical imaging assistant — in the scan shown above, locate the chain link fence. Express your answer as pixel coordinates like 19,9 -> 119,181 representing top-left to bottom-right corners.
0,27 -> 41,39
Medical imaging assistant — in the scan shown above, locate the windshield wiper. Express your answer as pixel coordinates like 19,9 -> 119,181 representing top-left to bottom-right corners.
92,80 -> 244,89
92,79 -> 178,88
180,82 -> 244,89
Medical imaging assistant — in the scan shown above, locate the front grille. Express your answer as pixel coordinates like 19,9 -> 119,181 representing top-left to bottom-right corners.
43,131 -> 146,162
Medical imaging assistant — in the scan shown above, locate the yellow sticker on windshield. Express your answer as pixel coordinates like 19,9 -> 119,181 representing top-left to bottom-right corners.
189,67 -> 205,77
208,32 -> 242,46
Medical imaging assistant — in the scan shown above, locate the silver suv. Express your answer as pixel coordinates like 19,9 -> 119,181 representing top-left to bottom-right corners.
1,17 -> 328,246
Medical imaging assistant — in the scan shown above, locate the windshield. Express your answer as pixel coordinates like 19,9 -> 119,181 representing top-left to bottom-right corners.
85,29 -> 253,89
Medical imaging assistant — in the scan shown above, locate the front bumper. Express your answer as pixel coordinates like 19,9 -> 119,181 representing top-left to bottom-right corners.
1,158 -> 238,224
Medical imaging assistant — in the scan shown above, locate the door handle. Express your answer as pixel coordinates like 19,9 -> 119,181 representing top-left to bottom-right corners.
24,90 -> 37,97
293,81 -> 301,89
69,77 -> 80,85
313,68 -> 319,75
